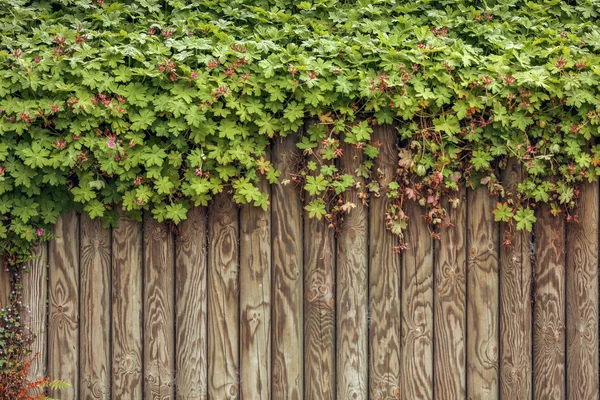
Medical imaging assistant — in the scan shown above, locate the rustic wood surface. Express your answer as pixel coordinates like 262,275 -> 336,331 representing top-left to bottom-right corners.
499,158 -> 532,400
271,134 -> 304,400
175,207 -> 208,400
434,188 -> 467,399
533,204 -> 566,400
0,255 -> 9,309
467,187 -> 499,400
566,181 -> 599,400
111,210 -> 143,398
207,192 -> 240,399
368,125 -> 402,400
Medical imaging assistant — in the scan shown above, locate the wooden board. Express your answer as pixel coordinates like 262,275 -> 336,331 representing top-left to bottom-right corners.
21,242 -> 48,383
207,192 -> 240,399
0,254 -> 10,309
240,156 -> 271,399
271,134 -> 304,400
467,187 -> 499,400
48,211 -> 80,399
303,138 -> 335,400
566,181 -> 599,400
499,159 -> 532,399
143,213 -> 175,399
111,209 -> 143,398
336,140 -> 368,399
434,188 -> 467,399
175,207 -> 208,399
368,125 -> 401,399
401,198 -> 434,399
533,204 -> 565,400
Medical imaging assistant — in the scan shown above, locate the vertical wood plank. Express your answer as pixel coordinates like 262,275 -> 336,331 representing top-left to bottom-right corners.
0,255 -> 10,310
566,181 -> 599,400
207,192 -> 240,399
434,188 -> 467,398
48,211 -> 80,399
401,200 -> 434,399
22,242 -> 48,383
533,204 -> 565,400
304,138 -> 335,400
271,134 -> 303,400
499,159 -> 532,399
112,210 -> 143,398
143,213 -> 175,399
80,214 -> 111,399
368,125 -> 401,399
240,157 -> 271,399
175,207 -> 208,399
336,140 -> 368,399
467,188 -> 499,400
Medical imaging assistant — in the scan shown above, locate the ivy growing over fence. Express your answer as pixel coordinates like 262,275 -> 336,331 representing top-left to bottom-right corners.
1,0 -> 600,384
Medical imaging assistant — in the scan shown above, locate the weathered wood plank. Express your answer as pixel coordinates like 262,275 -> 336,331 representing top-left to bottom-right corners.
304,137 -> 335,400
48,211 -> 80,399
533,204 -> 565,400
499,159 -> 532,399
207,192 -> 240,399
175,207 -> 208,399
336,140 -> 368,399
143,213 -> 175,399
401,199 -> 434,399
21,242 -> 48,383
80,214 -> 111,399
0,255 -> 10,310
434,188 -> 467,399
240,157 -> 271,399
368,125 -> 401,400
271,134 -> 303,400
467,187 -> 499,400
112,210 -> 143,398
566,181 -> 599,400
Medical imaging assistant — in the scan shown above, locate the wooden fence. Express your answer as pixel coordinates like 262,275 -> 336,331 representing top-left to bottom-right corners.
1,127 -> 599,399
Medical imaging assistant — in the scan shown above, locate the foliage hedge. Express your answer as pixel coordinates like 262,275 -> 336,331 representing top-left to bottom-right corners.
2,0 -> 600,383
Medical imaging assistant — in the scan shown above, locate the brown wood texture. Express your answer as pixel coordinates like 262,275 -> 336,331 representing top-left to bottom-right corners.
240,157 -> 272,400
271,134 -> 304,400
434,188 -> 467,399
0,255 -> 10,309
21,242 -> 48,383
175,207 -> 208,399
207,192 -> 240,399
143,213 -> 175,399
80,214 -> 111,399
368,125 -> 401,400
336,140 -> 368,399
499,159 -> 532,399
533,204 -> 566,400
467,187 -> 499,400
111,210 -> 143,398
566,181 -> 599,400
303,139 -> 336,400
48,211 -> 80,399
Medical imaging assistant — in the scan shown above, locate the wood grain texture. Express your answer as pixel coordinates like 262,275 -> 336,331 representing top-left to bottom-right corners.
434,188 -> 467,399
401,199 -> 434,400
368,125 -> 401,400
207,192 -> 240,399
48,211 -> 80,399
303,139 -> 335,400
271,134 -> 304,400
336,140 -> 368,399
566,181 -> 599,400
533,204 -> 565,400
175,206 -> 208,400
143,213 -> 175,400
467,187 -> 499,400
240,157 -> 271,400
21,242 -> 48,383
0,255 -> 10,310
112,209 -> 143,398
499,159 -> 532,399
